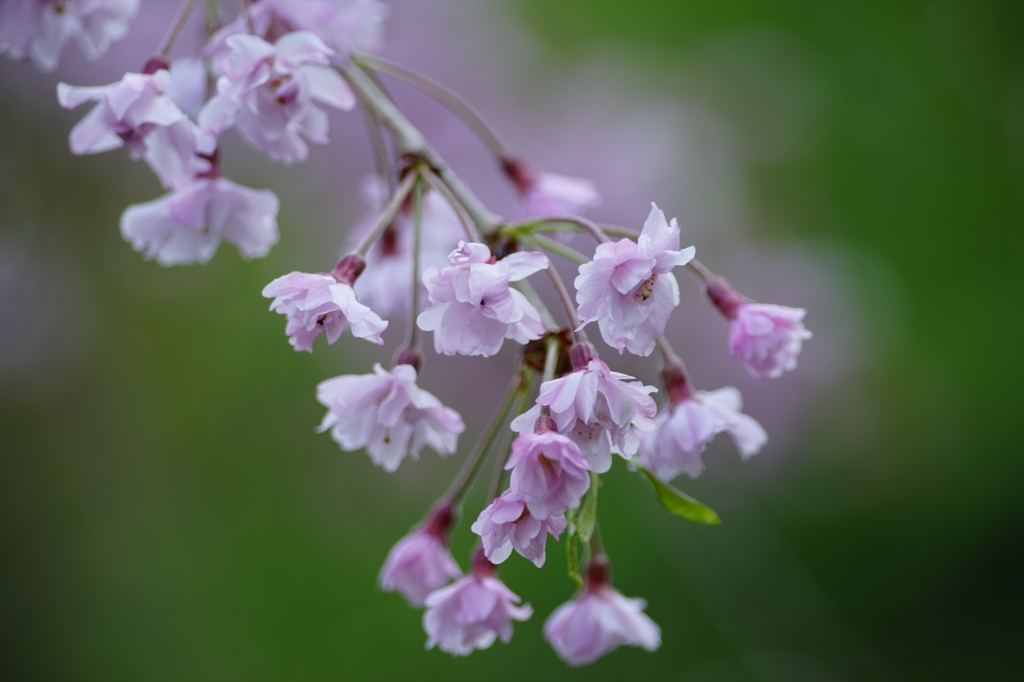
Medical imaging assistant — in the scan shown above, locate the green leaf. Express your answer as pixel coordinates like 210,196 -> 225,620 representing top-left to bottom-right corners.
639,467 -> 721,526
576,473 -> 599,544
565,519 -> 583,588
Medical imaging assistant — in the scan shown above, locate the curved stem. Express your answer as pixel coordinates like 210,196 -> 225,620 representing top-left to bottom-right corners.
159,0 -> 198,56
546,264 -> 582,332
598,223 -> 640,240
529,234 -> 588,265
353,170 -> 417,257
339,61 -> 504,238
542,335 -> 560,385
656,336 -> 688,374
485,368 -> 535,503
362,104 -> 395,195
535,216 -> 610,244
685,258 -> 715,285
354,52 -> 507,160
443,370 -> 523,506
406,178 -> 424,349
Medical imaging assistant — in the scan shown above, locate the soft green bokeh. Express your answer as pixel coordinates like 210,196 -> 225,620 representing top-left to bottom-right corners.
1,1 -> 1021,680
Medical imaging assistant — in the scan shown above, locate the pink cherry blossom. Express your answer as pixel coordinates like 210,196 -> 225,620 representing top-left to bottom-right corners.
417,242 -> 548,357
57,69 -> 186,158
506,431 -> 591,520
200,31 -> 355,164
263,258 -> 387,352
510,352 -> 657,473
638,385 -> 766,482
423,550 -> 532,656
120,177 -> 279,266
575,203 -> 695,356
207,0 -> 387,63
503,158 -> 600,220
316,362 -> 464,471
471,490 -> 567,568
0,0 -> 138,72
544,582 -> 660,666
350,178 -> 465,316
380,505 -> 462,607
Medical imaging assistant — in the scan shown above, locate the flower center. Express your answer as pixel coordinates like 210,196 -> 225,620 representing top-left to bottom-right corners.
633,274 -> 657,302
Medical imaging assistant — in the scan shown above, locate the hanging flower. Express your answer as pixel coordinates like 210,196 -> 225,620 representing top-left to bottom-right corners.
471,490 -> 567,568
575,203 -> 695,356
316,362 -> 464,471
200,31 -> 355,164
121,177 -> 278,266
423,548 -> 532,656
417,242 -> 548,357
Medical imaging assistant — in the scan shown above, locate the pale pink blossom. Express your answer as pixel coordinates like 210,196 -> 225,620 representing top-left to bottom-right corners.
544,561 -> 660,667
380,505 -> 461,607
506,431 -> 590,520
208,0 -> 387,63
575,203 -> 695,356
503,158 -> 600,220
417,242 -> 548,357
706,278 -> 812,380
0,0 -> 138,72
423,549 -> 532,656
316,362 -> 464,471
471,491 -> 567,568
510,350 -> 656,472
120,177 -> 278,266
200,31 -> 355,164
263,257 -> 387,351
57,70 -> 186,158
638,375 -> 766,482
350,178 -> 464,316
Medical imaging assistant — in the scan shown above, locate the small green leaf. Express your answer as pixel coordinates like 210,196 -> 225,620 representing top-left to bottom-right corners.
576,473 -> 599,544
639,467 -> 721,526
565,522 -> 583,588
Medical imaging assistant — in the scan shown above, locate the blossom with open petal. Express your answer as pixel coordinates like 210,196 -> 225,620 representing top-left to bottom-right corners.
638,385 -> 766,482
471,491 -> 567,568
57,70 -> 186,158
545,581 -> 660,666
380,505 -> 461,607
423,549 -> 532,656
263,259 -> 387,351
418,242 -> 547,357
200,31 -> 354,164
705,278 -> 812,380
316,362 -> 464,471
506,431 -> 590,520
0,0 -> 138,72
510,355 -> 656,473
121,177 -> 278,266
575,204 -> 695,356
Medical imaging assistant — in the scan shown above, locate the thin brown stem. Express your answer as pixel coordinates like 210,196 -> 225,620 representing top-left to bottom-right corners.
158,0 -> 198,56
353,170 -> 417,257
485,368 -> 535,502
442,370 -> 522,505
546,264 -> 582,333
537,216 -> 610,244
685,258 -> 715,284
339,61 -> 504,238
354,52 -> 507,160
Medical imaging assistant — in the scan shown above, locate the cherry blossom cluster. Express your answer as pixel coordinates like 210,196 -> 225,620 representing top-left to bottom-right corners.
4,0 -> 812,667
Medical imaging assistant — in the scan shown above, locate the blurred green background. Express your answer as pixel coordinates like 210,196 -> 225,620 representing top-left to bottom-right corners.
1,1 -> 1022,680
